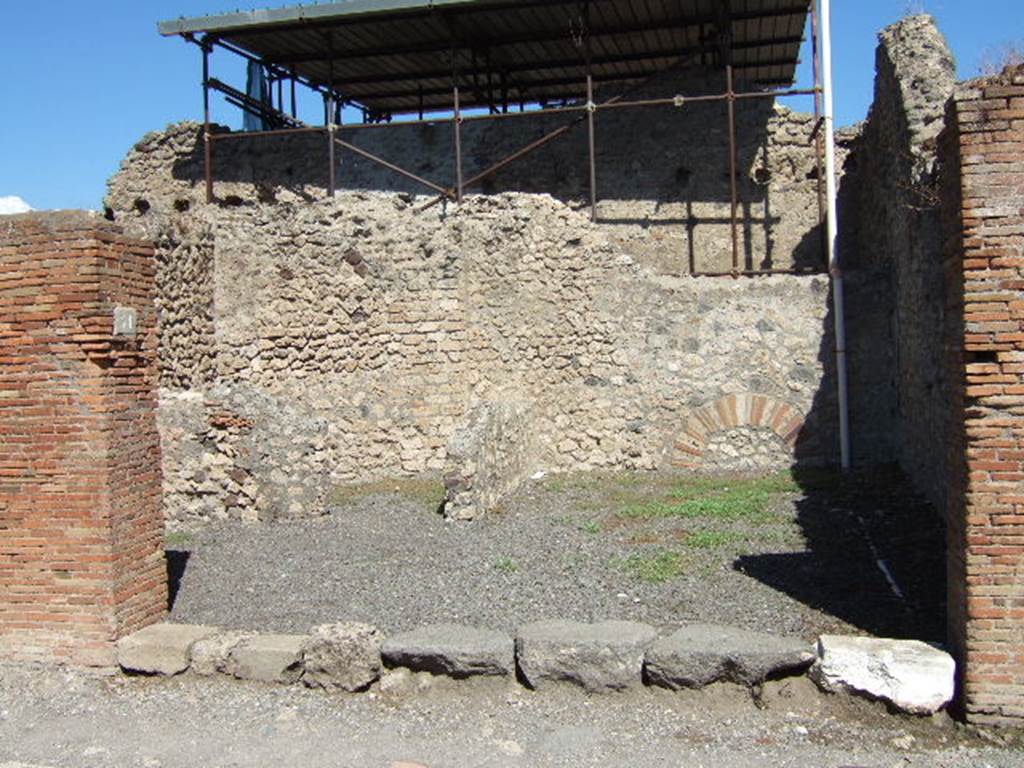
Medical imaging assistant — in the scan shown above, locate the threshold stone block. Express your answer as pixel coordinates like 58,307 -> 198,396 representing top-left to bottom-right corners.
516,619 -> 657,692
302,622 -> 383,692
228,633 -> 306,684
382,623 -> 515,678
117,623 -> 220,676
644,623 -> 815,689
810,635 -> 955,715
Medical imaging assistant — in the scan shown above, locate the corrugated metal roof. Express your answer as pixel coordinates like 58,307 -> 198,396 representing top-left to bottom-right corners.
160,0 -> 810,115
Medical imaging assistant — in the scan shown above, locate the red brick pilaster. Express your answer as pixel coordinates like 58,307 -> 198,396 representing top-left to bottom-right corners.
0,211 -> 165,668
942,69 -> 1024,725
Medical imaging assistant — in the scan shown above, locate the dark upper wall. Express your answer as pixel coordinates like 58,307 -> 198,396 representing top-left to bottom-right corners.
107,67 -> 828,276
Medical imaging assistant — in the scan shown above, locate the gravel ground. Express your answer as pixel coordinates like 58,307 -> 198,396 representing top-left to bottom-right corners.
168,468 -> 945,641
2,664 -> 1023,768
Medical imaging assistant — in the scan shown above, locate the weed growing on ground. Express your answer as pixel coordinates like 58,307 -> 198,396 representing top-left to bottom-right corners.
618,550 -> 685,583
579,519 -> 602,534
165,531 -> 193,549
329,476 -> 445,512
619,471 -> 800,523
494,556 -> 519,573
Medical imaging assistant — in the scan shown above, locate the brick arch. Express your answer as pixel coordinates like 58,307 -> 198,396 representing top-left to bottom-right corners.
672,393 -> 805,469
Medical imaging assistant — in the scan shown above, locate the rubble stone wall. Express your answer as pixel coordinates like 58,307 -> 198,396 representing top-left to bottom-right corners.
105,189 -> 834,523
839,15 -> 958,501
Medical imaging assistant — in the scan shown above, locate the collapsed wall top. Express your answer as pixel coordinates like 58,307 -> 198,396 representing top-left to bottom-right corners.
158,0 -> 811,115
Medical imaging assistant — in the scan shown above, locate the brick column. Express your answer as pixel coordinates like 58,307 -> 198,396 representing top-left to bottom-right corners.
0,211 -> 165,668
942,69 -> 1024,725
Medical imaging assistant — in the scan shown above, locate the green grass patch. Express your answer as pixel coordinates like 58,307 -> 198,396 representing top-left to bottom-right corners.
494,556 -> 518,573
619,471 -> 799,523
579,519 -> 602,534
619,550 -> 685,583
165,531 -> 193,549
329,476 -> 445,512
684,529 -> 743,549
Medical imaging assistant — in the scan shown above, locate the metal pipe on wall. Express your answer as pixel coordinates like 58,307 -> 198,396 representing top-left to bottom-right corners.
820,0 -> 851,470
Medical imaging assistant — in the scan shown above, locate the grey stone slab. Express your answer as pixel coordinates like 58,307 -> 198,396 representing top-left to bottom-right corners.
228,634 -> 306,684
117,623 -> 220,676
190,630 -> 253,676
515,620 -> 657,692
382,623 -> 514,678
644,623 -> 815,690
302,622 -> 383,692
811,635 -> 955,715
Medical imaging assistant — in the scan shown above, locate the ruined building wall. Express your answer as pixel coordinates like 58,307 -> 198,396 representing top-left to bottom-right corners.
106,191 -> 834,523
839,15 -> 958,500
108,68 -> 828,277
106,65 -> 841,523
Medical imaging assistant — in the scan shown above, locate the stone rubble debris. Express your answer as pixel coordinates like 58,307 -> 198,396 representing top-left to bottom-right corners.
301,622 -> 384,692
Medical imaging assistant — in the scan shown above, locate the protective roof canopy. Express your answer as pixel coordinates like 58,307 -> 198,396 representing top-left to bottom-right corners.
160,0 -> 811,115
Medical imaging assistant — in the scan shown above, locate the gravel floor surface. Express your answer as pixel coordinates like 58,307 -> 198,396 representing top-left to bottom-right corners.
168,469 -> 945,640
2,664 -> 1023,768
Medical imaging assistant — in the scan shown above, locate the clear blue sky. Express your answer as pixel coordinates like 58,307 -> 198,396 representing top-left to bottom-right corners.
1,0 -> 1021,211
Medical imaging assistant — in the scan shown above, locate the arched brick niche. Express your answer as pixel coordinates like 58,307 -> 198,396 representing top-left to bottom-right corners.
672,394 -> 805,470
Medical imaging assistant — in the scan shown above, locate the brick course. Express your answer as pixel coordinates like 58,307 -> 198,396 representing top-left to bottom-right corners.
940,69 -> 1024,725
0,211 -> 165,668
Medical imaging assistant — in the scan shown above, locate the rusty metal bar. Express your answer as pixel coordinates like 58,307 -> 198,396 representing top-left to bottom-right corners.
332,136 -> 454,198
202,39 -> 213,204
726,64 -> 740,274
594,87 -> 818,112
453,84 -> 463,202
209,126 -> 325,141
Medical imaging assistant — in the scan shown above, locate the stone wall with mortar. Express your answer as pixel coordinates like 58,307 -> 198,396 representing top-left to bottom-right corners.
838,15 -> 958,498
107,67 -> 829,276
104,186 -> 834,522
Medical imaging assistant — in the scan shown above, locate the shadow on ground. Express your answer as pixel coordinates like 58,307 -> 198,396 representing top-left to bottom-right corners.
166,550 -> 190,611
735,465 -> 946,642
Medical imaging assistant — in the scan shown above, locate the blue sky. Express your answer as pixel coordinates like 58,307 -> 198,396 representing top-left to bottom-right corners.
1,0 -> 1021,211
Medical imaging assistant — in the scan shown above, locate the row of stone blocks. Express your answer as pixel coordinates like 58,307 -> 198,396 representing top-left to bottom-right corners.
117,619 -> 956,715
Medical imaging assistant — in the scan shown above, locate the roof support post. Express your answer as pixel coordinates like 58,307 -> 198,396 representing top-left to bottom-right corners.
201,36 -> 214,204
586,73 -> 597,223
581,0 -> 597,222
453,84 -> 463,202
325,32 -> 336,197
726,63 -> 740,276
290,68 -> 297,118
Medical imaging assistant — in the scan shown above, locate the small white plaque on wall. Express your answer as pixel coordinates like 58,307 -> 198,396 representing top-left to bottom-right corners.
113,307 -> 137,337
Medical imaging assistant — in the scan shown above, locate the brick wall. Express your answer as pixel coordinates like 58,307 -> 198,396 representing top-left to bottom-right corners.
0,211 -> 165,668
940,67 -> 1024,725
